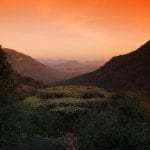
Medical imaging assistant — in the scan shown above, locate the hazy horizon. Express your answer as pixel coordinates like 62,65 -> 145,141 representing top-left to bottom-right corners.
1,0 -> 150,60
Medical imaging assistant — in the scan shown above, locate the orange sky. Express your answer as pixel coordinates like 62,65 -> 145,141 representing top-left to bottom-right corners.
0,0 -> 150,60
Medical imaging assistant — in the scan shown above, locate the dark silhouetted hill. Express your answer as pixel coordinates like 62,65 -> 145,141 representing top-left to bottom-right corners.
59,41 -> 150,91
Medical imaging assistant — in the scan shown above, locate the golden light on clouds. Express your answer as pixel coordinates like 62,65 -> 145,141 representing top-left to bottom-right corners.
0,0 -> 150,60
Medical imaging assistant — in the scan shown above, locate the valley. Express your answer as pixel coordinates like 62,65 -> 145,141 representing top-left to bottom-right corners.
0,42 -> 150,150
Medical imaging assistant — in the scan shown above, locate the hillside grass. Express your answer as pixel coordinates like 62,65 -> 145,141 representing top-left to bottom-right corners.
24,86 -> 110,113
37,86 -> 110,98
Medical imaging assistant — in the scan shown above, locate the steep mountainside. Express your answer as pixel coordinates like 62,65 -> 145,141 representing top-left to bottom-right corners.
59,41 -> 150,91
4,48 -> 68,84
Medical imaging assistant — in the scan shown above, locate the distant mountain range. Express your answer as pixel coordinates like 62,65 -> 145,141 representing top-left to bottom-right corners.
39,59 -> 105,77
4,48 -> 69,84
58,41 -> 150,91
4,49 -> 105,84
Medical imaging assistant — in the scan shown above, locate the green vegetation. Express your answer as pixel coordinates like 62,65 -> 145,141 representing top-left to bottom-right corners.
0,86 -> 150,150
38,86 -> 109,99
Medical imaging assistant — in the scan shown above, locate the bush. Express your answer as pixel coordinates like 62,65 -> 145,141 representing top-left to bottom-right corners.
37,91 -> 66,99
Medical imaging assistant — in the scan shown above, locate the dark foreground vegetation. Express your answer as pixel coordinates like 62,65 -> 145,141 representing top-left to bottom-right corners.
0,48 -> 150,150
0,86 -> 150,150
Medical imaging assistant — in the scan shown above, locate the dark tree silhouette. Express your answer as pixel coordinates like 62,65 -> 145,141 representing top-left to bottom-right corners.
0,45 -> 11,79
0,46 -> 18,104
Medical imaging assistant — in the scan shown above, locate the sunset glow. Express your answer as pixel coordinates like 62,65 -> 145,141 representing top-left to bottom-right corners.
1,0 -> 150,60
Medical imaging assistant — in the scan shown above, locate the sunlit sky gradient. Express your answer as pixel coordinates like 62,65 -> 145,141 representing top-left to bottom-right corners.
0,0 -> 150,60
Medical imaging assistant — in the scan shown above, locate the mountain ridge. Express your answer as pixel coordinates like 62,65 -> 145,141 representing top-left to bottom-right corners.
4,48 -> 69,84
57,41 -> 150,91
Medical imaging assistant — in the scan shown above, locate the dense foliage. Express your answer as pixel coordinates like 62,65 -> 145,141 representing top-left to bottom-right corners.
0,86 -> 149,150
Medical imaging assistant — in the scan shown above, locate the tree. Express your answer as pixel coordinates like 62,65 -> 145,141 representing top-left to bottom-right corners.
0,46 -> 17,104
0,45 -> 11,79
